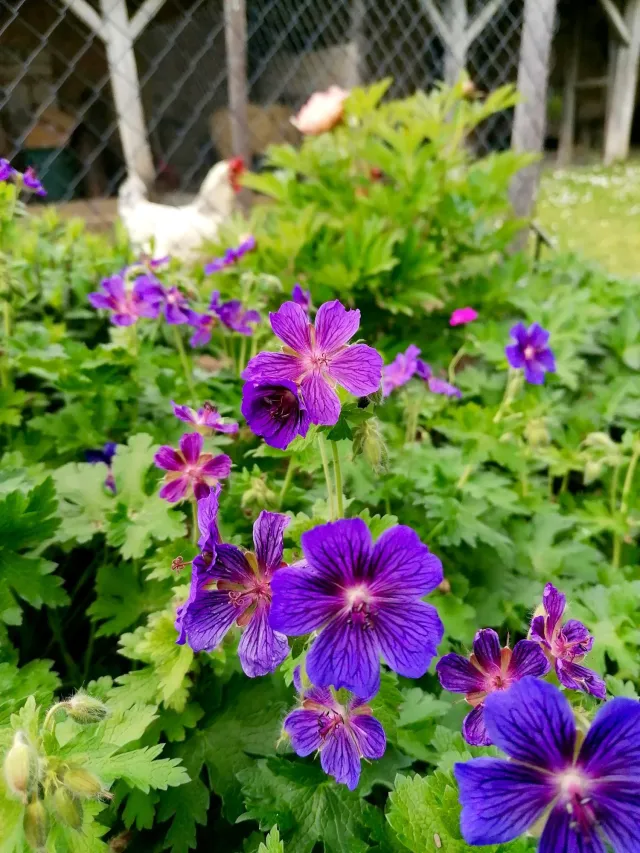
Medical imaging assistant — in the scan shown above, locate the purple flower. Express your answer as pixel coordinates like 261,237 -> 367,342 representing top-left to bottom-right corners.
529,583 -> 606,699
133,279 -> 190,325
382,344 -> 420,397
204,236 -> 256,275
85,441 -> 118,494
505,322 -> 556,385
187,311 -> 216,347
0,159 -> 15,182
292,283 -> 311,314
454,677 -> 640,849
177,511 -> 290,677
284,668 -> 386,789
270,519 -> 444,698
88,275 -> 159,326
210,292 -> 260,335
416,360 -> 462,398
450,307 -> 478,327
172,401 -> 238,435
241,379 -> 311,450
154,432 -> 232,502
416,360 -> 432,381
243,300 -> 383,427
436,628 -> 550,746
22,167 -> 46,196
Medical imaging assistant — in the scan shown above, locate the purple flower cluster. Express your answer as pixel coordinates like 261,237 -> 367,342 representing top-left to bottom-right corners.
88,275 -> 164,327
204,235 -> 256,275
505,322 -> 556,385
381,345 -> 462,399
86,441 -> 117,493
241,300 -> 382,447
291,283 -> 311,314
0,160 -> 47,196
455,678 -> 639,851
188,292 -> 260,347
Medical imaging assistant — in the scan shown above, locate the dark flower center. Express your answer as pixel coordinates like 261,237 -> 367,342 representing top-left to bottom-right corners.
345,586 -> 375,630
558,771 -> 596,839
264,389 -> 297,423
318,709 -> 344,740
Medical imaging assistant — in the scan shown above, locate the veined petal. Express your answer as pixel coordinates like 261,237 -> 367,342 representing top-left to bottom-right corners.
556,660 -> 606,699
300,372 -> 341,425
436,653 -> 486,694
237,600 -> 289,677
269,564 -> 342,635
179,432 -> 203,465
197,486 -> 221,550
320,724 -> 361,789
472,629 -> 502,673
314,300 -> 360,353
88,292 -> 113,310
538,806 -> 606,853
154,446 -> 184,472
253,511 -> 289,574
455,758 -> 556,845
284,709 -> 323,756
562,619 -> 593,652
350,715 -> 386,760
181,589 -> 244,652
200,453 -> 232,478
508,639 -> 551,679
578,696 -> 640,779
242,351 -> 303,383
301,518 -> 372,586
374,600 -> 443,680
369,524 -> 442,596
542,583 -> 566,635
269,301 -> 312,353
159,477 -> 189,502
329,344 -> 383,397
591,779 -> 640,853
210,543 -> 255,585
462,705 -> 491,746
172,402 -> 197,425
483,677 -> 576,773
306,612 -> 381,699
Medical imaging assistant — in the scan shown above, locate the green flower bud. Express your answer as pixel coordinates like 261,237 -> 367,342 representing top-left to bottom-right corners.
64,692 -> 109,725
62,767 -> 104,799
524,418 -> 550,448
241,475 -> 277,510
3,732 -> 37,802
51,786 -> 83,830
352,418 -> 388,473
23,799 -> 48,851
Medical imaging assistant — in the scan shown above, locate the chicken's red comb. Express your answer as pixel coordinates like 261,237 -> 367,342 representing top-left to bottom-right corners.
228,156 -> 245,192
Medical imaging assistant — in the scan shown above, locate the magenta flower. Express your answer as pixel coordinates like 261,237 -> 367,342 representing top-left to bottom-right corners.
154,432 -> 231,502
0,159 -> 15,182
243,300 -> 383,426
382,344 -> 420,397
187,311 -> 216,347
455,678 -> 640,850
171,401 -> 238,435
176,511 -> 290,676
210,292 -> 260,335
505,322 -> 556,385
270,519 -> 444,698
529,583 -> 605,699
133,279 -> 190,325
284,668 -> 386,789
88,275 -> 159,326
450,307 -> 478,327
22,167 -> 47,196
204,236 -> 256,275
241,379 -> 311,450
85,441 -> 118,494
292,283 -> 311,314
436,628 -> 550,746
416,361 -> 462,398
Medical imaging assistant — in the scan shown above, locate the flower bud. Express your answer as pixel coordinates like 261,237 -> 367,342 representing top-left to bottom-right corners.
4,732 -> 37,802
352,419 -> 388,473
52,786 -> 83,829
62,767 -> 104,799
64,692 -> 109,725
23,799 -> 48,850
525,418 -> 550,448
241,475 -> 277,510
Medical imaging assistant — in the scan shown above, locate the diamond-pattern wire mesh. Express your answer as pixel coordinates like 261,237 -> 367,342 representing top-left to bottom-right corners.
0,0 -> 533,218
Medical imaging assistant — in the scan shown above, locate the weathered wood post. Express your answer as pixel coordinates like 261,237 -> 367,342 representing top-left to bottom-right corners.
510,0 -> 558,228
223,0 -> 251,167
558,19 -> 581,166
604,0 -> 640,164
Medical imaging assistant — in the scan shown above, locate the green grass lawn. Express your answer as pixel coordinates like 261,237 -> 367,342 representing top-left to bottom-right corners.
537,160 -> 640,279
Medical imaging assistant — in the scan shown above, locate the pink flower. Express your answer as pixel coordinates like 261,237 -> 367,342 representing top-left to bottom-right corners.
290,86 -> 349,135
154,433 -> 231,502
171,401 -> 238,436
450,307 -> 478,327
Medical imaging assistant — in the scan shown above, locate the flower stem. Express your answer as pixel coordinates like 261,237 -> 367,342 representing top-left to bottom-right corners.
331,440 -> 344,518
238,336 -> 247,377
191,499 -> 199,545
173,326 -> 197,403
43,702 -> 65,732
278,456 -> 296,509
493,368 -> 521,424
318,434 -> 334,520
448,345 -> 465,385
613,440 -> 640,569
456,464 -> 474,490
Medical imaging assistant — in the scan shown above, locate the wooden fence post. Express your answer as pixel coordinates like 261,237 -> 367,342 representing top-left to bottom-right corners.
224,0 -> 251,167
604,0 -> 640,164
558,18 -> 581,165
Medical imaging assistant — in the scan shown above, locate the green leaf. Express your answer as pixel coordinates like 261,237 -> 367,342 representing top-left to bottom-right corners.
259,827 -> 285,853
0,659 -> 60,726
54,462 -> 113,544
96,745 -> 189,793
157,776 -> 210,853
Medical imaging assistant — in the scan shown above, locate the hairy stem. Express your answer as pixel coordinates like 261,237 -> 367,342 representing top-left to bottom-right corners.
448,345 -> 466,385
331,440 -> 344,518
191,499 -> 199,545
278,456 -> 296,509
318,434 -> 334,520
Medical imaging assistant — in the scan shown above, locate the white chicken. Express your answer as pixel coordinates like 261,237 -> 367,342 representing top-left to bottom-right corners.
117,158 -> 244,261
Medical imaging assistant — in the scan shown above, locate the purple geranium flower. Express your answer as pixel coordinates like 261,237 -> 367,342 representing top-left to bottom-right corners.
284,667 -> 386,789
85,441 -> 118,494
505,322 -> 556,385
292,283 -> 311,314
450,307 -> 478,327
172,401 -> 238,435
243,300 -> 383,427
88,275 -> 159,326
270,518 -> 444,698
177,510 -> 290,677
154,432 -> 231,502
210,292 -> 260,335
0,159 -> 15,182
436,628 -> 550,746
204,235 -> 256,275
241,379 -> 311,450
455,677 -> 640,850
416,361 -> 462,398
133,279 -> 190,325
529,583 -> 606,699
22,167 -> 47,196
382,345 -> 420,397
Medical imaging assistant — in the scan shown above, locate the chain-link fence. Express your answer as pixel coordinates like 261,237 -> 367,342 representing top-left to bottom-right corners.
1,0 -> 553,219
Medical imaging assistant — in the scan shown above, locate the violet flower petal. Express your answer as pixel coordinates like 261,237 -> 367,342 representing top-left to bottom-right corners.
237,600 -> 289,677
508,639 -> 551,679
538,806 -> 606,853
314,300 -> 361,353
243,351 -> 302,383
159,477 -> 190,502
284,708 -> 324,756
373,599 -> 443,680
301,517 -> 372,586
472,628 -> 502,672
253,511 -> 289,575
319,722 -> 362,790
555,659 -> 606,699
182,588 -> 245,652
305,611 -> 381,699
154,446 -> 184,472
436,653 -> 486,694
462,705 -> 491,746
350,714 -> 386,760
329,344 -> 383,397
269,565 -> 341,635
300,371 -> 341,425
179,432 -> 203,465
369,525 -> 443,597
269,302 -> 312,353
